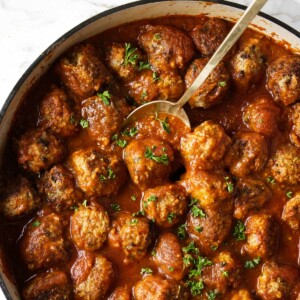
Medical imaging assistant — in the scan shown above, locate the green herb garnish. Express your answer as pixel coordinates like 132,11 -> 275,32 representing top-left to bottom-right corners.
111,203 -> 121,212
244,257 -> 261,269
139,61 -> 151,71
97,90 -> 111,106
124,43 -> 139,66
233,220 -> 246,241
177,224 -> 186,240
32,220 -> 41,227
191,205 -> 206,218
144,146 -> 169,165
80,119 -> 89,128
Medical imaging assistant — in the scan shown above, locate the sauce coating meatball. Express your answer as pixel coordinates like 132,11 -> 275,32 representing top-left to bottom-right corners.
71,204 -> 110,251
123,138 -> 174,190
185,58 -> 230,108
17,129 -> 64,174
38,165 -> 82,212
187,208 -> 232,255
21,213 -> 68,270
282,193 -> 300,230
229,38 -> 266,89
108,286 -> 131,300
270,144 -> 300,185
225,132 -> 269,178
190,18 -> 233,56
108,212 -> 151,264
243,96 -> 281,136
180,120 -> 231,171
38,87 -> 77,137
68,148 -> 126,196
138,24 -> 195,71
56,43 -> 111,99
243,214 -> 278,258
257,261 -> 299,300
289,103 -> 300,147
23,270 -> 71,300
230,289 -> 253,300
266,55 -> 300,106
143,184 -> 187,228
234,178 -> 271,220
153,233 -> 185,280
0,175 -> 40,218
71,252 -> 114,300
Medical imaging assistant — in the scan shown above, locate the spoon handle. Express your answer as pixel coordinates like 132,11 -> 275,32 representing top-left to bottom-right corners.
175,0 -> 268,109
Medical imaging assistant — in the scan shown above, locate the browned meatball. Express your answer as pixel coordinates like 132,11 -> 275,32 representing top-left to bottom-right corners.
38,87 -> 77,137
133,275 -> 181,300
71,204 -> 110,251
234,178 -> 271,220
108,212 -> 151,264
182,170 -> 233,211
225,132 -> 269,178
229,38 -> 266,89
185,58 -> 230,108
289,103 -> 300,147
202,251 -> 243,294
143,184 -> 187,228
243,214 -> 278,258
71,252 -> 114,300
21,213 -> 68,270
105,42 -> 143,81
17,129 -> 64,174
38,165 -> 83,212
138,24 -> 195,71
270,144 -> 300,185
23,270 -> 71,300
81,93 -> 124,146
257,261 -> 299,300
243,96 -> 281,136
0,175 -> 40,218
153,233 -> 185,280
56,43 -> 111,99
123,138 -> 174,190
190,18 -> 233,56
187,207 -> 232,255
230,289 -> 253,300
282,193 -> 300,230
266,55 -> 300,106
108,286 -> 131,300
180,120 -> 231,171
68,147 -> 126,196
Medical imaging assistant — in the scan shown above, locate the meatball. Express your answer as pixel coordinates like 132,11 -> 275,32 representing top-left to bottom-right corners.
243,214 -> 278,258
153,233 -> 185,280
257,261 -> 299,300
182,170 -> 233,211
202,251 -> 243,294
123,138 -> 174,190
105,42 -> 143,81
81,94 -> 124,146
108,212 -> 151,264
143,184 -> 187,228
56,43 -> 111,99
234,178 -> 271,220
38,87 -> 77,137
108,286 -> 131,300
187,207 -> 232,255
282,193 -> 300,230
71,252 -> 114,300
225,132 -> 269,178
243,96 -> 281,136
133,275 -> 181,300
0,175 -> 40,218
270,144 -> 300,185
289,103 -> 300,147
21,213 -> 67,270
71,204 -> 110,251
38,165 -> 83,212
190,18 -> 233,56
17,129 -> 64,174
138,24 -> 195,71
180,120 -> 231,171
229,38 -> 266,89
68,147 -> 126,196
185,58 -> 230,108
23,270 -> 71,300
230,289 -> 253,300
266,55 -> 300,106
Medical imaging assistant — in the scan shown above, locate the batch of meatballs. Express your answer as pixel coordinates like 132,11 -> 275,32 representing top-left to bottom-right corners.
1,16 -> 300,300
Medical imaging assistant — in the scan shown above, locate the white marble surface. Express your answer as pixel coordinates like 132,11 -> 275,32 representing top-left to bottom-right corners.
0,0 -> 299,298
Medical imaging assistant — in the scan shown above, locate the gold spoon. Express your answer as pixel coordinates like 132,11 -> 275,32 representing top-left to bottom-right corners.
124,0 -> 268,128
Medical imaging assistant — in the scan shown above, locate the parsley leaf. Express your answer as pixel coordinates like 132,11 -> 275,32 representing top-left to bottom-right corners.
139,61 -> 151,71
140,267 -> 153,275
82,199 -> 88,207
182,241 -> 199,255
191,205 -> 206,218
233,220 -> 246,241
144,146 -> 169,165
244,257 -> 261,269
122,127 -> 138,137
124,43 -> 139,66
218,81 -> 227,87
152,72 -> 160,82
287,191 -> 293,199
225,176 -> 234,193
189,256 -> 213,278
207,290 -> 219,300
111,203 -> 121,212
187,280 -> 204,296
116,139 -> 127,148
167,212 -> 176,223
130,218 -> 138,225
32,220 -> 41,227
266,176 -> 275,184
131,195 -> 137,201
97,90 -> 111,106
177,224 -> 186,240
80,119 -> 89,128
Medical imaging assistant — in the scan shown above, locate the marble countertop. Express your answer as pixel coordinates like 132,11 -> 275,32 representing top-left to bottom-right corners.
0,0 -> 299,298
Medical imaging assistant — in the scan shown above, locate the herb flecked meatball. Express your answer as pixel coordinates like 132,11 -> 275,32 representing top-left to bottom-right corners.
282,193 -> 300,230
17,129 -> 64,174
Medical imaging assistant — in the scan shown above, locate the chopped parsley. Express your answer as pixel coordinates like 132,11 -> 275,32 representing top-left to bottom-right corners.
69,114 -> 76,125
233,220 -> 246,241
144,146 -> 169,165
141,90 -> 147,100
266,176 -> 276,184
211,245 -> 218,251
130,218 -> 138,225
191,205 -> 206,218
111,134 -> 118,141
225,176 -> 234,193
132,210 -> 145,217
244,257 -> 261,269
131,195 -> 137,201
167,212 -> 176,223
99,167 -> 115,182
111,203 -> 121,212
82,199 -> 88,207
116,139 -> 127,148
140,267 -> 153,275
207,290 -> 219,300
155,113 -> 171,134
189,198 -> 198,206
139,61 -> 151,71
147,195 -> 157,202
218,81 -> 227,87
183,254 -> 194,266
287,191 -> 293,199
97,90 -> 111,106
124,43 -> 139,66
182,241 -> 199,255
187,280 -> 204,296
168,267 -> 174,272
177,224 -> 186,240
189,256 -> 213,278
79,119 -> 89,128
195,226 -> 203,233
122,127 -> 138,137
152,72 -> 160,82
222,270 -> 229,277
154,33 -> 161,40
151,250 -> 156,257
70,205 -> 79,212
32,220 -> 41,227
